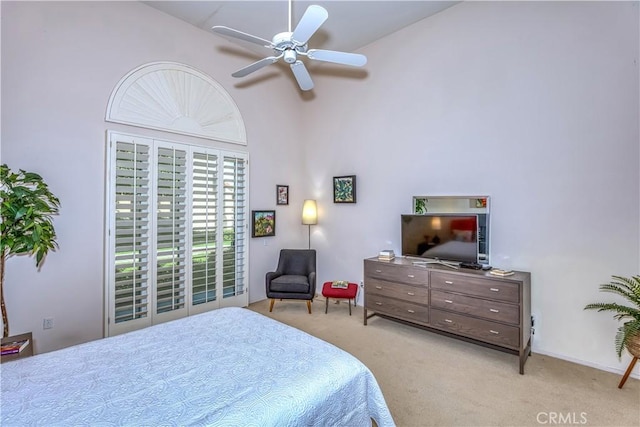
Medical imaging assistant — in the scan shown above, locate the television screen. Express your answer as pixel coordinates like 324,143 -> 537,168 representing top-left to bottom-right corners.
401,214 -> 479,264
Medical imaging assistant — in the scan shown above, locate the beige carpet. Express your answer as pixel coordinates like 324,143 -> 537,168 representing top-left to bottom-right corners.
248,297 -> 640,427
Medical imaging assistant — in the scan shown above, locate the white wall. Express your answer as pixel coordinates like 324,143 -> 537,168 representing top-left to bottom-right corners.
2,1 -> 639,379
303,1 -> 640,376
0,1 -> 307,353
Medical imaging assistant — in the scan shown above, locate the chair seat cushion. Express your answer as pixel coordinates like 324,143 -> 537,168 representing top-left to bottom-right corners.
270,275 -> 310,293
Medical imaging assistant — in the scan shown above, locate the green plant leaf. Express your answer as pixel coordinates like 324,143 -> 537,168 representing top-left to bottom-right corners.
585,275 -> 640,359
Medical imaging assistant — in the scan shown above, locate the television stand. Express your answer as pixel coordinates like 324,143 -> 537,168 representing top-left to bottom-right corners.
411,258 -> 460,270
364,257 -> 532,374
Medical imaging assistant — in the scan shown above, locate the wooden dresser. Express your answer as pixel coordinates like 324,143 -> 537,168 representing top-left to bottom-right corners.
364,257 -> 531,374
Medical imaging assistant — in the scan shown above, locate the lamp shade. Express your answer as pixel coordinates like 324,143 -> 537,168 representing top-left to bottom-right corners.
431,216 -> 441,230
302,199 -> 318,225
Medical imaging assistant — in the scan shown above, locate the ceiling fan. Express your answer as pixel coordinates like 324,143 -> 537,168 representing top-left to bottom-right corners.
211,1 -> 367,91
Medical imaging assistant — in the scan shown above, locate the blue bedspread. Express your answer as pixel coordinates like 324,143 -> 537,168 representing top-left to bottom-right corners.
1,307 -> 395,426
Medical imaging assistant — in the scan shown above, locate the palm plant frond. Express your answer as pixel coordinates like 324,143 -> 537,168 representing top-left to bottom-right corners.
585,275 -> 640,359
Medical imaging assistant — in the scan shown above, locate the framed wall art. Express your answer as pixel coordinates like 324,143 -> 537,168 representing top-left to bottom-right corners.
251,210 -> 276,237
333,175 -> 356,203
276,185 -> 289,205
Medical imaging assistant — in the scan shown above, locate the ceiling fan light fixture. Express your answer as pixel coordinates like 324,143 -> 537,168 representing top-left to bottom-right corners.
283,49 -> 297,64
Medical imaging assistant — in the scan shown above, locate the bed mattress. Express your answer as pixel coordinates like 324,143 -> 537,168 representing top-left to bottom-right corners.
1,307 -> 394,426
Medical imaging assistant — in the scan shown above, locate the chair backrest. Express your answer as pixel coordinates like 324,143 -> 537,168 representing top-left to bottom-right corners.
277,249 -> 316,276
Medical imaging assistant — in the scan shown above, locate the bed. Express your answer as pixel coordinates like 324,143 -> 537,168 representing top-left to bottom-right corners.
421,240 -> 477,261
1,307 -> 394,426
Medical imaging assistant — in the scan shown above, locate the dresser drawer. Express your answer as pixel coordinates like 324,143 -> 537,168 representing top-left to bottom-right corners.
430,309 -> 520,348
430,272 -> 520,303
365,261 -> 429,286
366,278 -> 429,304
431,290 -> 520,324
366,294 -> 429,326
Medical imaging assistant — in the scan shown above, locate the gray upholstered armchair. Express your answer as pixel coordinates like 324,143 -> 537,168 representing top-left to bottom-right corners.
266,249 -> 316,314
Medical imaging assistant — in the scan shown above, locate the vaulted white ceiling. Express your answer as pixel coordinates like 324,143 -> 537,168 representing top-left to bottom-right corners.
144,1 -> 459,53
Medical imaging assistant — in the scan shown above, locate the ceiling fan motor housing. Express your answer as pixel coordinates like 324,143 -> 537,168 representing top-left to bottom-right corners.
272,32 -> 308,63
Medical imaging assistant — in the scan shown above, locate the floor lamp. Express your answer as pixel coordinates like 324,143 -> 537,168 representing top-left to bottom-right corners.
302,199 -> 317,249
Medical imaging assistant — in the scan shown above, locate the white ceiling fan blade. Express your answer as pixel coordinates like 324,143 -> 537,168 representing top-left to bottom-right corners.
307,49 -> 368,67
290,61 -> 314,91
291,5 -> 328,46
232,56 -> 282,78
211,26 -> 273,48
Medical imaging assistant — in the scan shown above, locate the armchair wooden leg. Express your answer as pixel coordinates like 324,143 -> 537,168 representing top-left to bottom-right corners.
618,356 -> 638,389
269,299 -> 275,312
306,300 -> 312,314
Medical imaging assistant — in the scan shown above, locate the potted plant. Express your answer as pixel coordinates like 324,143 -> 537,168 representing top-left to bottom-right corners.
0,164 -> 60,338
584,275 -> 640,359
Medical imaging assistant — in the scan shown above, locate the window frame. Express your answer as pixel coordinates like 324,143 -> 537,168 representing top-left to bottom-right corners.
104,131 -> 249,336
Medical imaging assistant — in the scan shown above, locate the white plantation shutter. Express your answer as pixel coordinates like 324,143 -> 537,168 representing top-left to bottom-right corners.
191,152 -> 218,305
110,137 -> 153,331
106,132 -> 248,336
155,145 -> 188,316
222,156 -> 247,299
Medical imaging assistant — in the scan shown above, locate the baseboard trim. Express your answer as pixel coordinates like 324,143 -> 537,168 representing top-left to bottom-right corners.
532,347 -> 639,380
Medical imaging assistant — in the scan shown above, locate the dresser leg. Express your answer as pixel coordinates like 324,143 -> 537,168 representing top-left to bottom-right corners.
364,308 -> 368,325
520,337 -> 532,374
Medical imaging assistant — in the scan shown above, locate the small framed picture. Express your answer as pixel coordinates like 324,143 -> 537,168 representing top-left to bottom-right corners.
413,197 -> 428,214
276,185 -> 289,205
251,210 -> 276,237
333,175 -> 356,203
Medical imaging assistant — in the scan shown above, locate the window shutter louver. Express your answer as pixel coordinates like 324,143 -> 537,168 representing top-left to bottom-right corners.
155,146 -> 188,314
222,156 -> 247,298
192,152 -> 218,305
113,141 -> 152,324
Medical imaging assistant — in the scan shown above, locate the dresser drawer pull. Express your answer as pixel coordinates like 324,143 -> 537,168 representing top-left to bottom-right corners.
444,299 -> 453,304
444,319 -> 453,323
489,330 -> 500,335
490,288 -> 500,292
375,286 -> 383,289
407,309 -> 415,313
407,292 -> 415,296
445,280 -> 453,285
375,302 -> 383,306
489,308 -> 500,313
407,274 -> 415,278
375,269 -> 382,273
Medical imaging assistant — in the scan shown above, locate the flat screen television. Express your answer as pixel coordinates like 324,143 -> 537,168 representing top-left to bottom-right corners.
401,214 -> 479,264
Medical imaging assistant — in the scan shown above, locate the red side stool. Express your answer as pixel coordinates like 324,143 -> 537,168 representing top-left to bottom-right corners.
322,282 -> 358,315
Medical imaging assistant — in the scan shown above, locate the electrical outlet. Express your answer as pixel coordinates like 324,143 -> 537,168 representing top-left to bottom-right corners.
360,280 -> 364,288
43,317 -> 54,330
